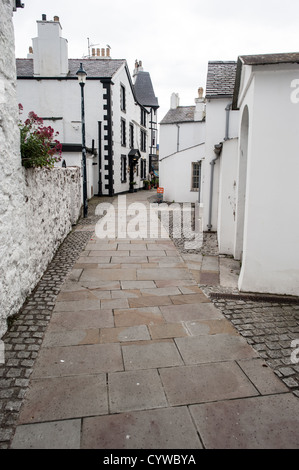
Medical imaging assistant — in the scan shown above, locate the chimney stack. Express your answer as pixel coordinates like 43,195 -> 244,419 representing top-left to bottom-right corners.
170,92 -> 180,109
194,87 -> 205,121
33,15 -> 68,77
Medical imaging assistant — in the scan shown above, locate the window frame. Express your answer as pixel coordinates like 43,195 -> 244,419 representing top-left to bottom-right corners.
120,84 -> 126,112
121,154 -> 127,183
121,118 -> 126,147
191,161 -> 201,192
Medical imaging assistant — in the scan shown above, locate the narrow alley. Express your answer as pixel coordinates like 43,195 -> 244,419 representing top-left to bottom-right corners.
1,190 -> 299,449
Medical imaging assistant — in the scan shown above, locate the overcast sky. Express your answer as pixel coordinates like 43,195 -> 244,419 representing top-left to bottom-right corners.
12,0 -> 299,121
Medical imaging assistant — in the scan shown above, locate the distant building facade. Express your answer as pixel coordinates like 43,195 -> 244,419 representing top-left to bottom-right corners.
16,15 -> 159,198
159,89 -> 205,203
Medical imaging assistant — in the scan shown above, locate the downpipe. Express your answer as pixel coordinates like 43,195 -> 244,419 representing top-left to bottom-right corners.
207,143 -> 223,231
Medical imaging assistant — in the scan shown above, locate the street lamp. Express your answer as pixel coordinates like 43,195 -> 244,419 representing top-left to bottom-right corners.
76,62 -> 88,218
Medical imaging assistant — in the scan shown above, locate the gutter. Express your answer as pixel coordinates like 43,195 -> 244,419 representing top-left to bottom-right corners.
207,142 -> 223,231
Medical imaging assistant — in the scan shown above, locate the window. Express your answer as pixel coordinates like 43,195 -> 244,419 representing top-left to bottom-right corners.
121,155 -> 127,183
121,119 -> 126,146
191,161 -> 201,191
129,123 -> 134,148
120,84 -> 126,111
141,129 -> 146,152
141,108 -> 146,127
140,159 -> 147,180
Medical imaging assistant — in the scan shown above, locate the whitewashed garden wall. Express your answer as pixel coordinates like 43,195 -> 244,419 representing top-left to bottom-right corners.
0,0 -> 82,339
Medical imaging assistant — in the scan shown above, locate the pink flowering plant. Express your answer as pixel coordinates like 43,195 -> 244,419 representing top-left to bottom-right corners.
18,104 -> 62,168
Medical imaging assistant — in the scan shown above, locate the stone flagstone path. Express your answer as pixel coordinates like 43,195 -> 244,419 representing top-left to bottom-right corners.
11,191 -> 299,449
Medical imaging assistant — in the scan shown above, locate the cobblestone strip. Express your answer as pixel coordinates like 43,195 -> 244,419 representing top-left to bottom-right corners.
0,229 -> 93,448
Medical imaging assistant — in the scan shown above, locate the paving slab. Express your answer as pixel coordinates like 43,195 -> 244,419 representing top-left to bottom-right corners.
160,303 -> 223,322
185,319 -> 239,336
100,298 -> 129,310
111,256 -> 148,264
175,334 -> 258,364
121,280 -> 156,289
201,255 -> 219,272
128,295 -> 173,308
170,293 -> 210,304
100,325 -> 150,343
111,289 -> 141,299
159,362 -> 259,406
81,407 -> 202,449
54,299 -> 102,312
137,268 -> 193,281
108,369 -> 167,413
11,419 -> 81,449
155,279 -> 197,288
42,328 -> 101,347
122,341 -> 183,370
149,323 -> 188,340
17,374 -> 108,424
114,306 -> 165,327
87,250 -> 129,257
237,358 -> 289,395
31,343 -> 123,378
199,272 -> 220,285
189,393 -> 299,449
46,309 -> 114,331
80,268 -> 137,281
140,286 -> 181,297
130,250 -> 166,257
77,256 -> 111,264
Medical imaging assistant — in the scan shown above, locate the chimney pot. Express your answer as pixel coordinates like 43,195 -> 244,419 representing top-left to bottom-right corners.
29,46 -> 33,54
106,48 -> 110,57
42,14 -> 47,21
101,48 -> 105,56
97,48 -> 100,56
54,16 -> 59,22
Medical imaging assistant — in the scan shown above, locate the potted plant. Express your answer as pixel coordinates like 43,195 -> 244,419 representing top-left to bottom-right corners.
143,180 -> 151,190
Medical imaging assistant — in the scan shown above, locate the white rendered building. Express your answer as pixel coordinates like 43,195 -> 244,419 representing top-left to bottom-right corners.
16,15 -> 159,198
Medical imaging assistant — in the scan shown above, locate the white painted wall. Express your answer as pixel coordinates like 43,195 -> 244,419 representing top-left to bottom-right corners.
111,66 -> 149,194
159,117 -> 205,203
202,98 -> 239,232
217,137 -> 239,254
159,142 -> 205,203
236,63 -> 299,295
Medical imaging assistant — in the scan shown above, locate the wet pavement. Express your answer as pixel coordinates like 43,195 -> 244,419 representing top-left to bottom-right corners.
1,190 -> 299,449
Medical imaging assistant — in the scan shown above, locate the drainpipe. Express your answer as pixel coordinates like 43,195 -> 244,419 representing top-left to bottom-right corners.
207,143 -> 223,231
176,124 -> 180,152
224,102 -> 232,141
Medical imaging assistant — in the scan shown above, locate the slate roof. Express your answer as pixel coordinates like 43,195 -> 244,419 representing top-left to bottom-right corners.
16,58 -> 126,78
205,61 -> 237,99
233,52 -> 299,109
160,106 -> 195,124
134,71 -> 159,108
239,52 -> 299,66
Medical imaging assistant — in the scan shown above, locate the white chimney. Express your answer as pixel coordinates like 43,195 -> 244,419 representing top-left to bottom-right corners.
32,15 -> 68,77
170,92 -> 180,109
194,87 -> 205,121
133,60 -> 144,81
